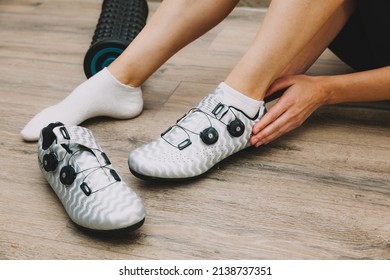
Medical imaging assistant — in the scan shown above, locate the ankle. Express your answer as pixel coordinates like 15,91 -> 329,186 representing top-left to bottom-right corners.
224,76 -> 269,101
219,82 -> 264,118
104,67 -> 141,91
107,64 -> 143,88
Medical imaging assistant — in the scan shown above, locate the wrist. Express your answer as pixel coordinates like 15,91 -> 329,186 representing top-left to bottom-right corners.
317,75 -> 337,105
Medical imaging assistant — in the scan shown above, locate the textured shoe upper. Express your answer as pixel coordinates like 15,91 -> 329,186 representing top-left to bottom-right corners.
129,89 -> 266,180
38,123 -> 145,231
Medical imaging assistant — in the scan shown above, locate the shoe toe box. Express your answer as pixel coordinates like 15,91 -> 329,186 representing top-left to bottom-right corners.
65,181 -> 146,231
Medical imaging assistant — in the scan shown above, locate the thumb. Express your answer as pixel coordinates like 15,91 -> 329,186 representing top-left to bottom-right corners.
266,76 -> 296,97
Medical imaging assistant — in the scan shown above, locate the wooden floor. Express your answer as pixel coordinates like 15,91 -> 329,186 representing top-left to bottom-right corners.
1,0 -> 389,260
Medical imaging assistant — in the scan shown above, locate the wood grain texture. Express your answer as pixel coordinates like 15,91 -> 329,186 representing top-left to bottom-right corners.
150,0 -> 272,8
0,0 -> 389,260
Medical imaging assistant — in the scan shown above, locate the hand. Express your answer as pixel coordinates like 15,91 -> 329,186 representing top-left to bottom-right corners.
250,74 -> 328,147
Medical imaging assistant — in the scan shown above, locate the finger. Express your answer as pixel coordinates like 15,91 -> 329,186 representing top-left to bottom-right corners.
252,97 -> 290,134
266,75 -> 297,97
251,111 -> 288,146
251,111 -> 296,147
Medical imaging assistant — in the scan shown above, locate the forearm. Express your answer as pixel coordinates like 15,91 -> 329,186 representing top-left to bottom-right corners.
322,66 -> 390,105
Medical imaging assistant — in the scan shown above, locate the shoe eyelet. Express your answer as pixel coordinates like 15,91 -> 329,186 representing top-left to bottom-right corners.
161,126 -> 173,137
59,126 -> 70,140
178,139 -> 192,150
212,103 -> 225,116
101,152 -> 111,165
110,169 -> 121,181
80,182 -> 91,196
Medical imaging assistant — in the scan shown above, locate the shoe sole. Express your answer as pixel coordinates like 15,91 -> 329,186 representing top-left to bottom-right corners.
129,167 -> 204,183
129,146 -> 254,183
74,217 -> 145,236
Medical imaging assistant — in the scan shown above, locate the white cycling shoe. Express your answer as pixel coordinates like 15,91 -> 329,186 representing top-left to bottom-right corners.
129,87 -> 266,181
38,123 -> 146,233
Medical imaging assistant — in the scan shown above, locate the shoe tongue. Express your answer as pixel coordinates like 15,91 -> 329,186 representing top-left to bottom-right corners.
179,89 -> 224,129
73,146 -> 113,190
75,148 -> 99,170
196,89 -> 223,114
163,90 -> 224,146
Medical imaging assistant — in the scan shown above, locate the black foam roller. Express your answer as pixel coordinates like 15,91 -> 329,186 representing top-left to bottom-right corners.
83,0 -> 148,78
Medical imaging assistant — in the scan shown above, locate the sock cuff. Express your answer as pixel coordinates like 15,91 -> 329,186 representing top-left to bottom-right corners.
101,67 -> 141,92
219,82 -> 264,107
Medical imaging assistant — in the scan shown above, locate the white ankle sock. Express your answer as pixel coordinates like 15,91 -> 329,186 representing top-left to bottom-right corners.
218,82 -> 264,118
21,68 -> 143,141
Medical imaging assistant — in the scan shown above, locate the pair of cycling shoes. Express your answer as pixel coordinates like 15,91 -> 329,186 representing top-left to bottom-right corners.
38,88 -> 266,233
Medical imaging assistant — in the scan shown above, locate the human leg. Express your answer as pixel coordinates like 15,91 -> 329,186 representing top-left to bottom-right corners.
262,0 -> 356,103
225,0 -> 355,100
109,0 -> 240,87
21,0 -> 240,141
128,0 -> 357,181
250,0 -> 357,146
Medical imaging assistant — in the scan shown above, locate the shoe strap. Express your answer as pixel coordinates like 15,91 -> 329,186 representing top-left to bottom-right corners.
52,125 -> 110,166
52,125 -> 101,149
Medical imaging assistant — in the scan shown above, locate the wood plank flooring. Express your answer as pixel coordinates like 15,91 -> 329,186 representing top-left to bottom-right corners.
0,0 -> 389,260
150,0 -> 272,8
